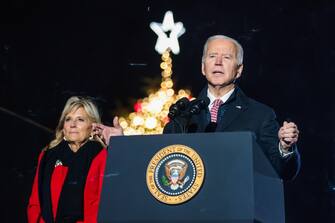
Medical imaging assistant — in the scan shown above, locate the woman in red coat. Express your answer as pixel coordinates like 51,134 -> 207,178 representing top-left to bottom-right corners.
27,96 -> 110,223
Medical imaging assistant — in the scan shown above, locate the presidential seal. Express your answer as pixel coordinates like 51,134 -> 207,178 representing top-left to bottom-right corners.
146,144 -> 205,205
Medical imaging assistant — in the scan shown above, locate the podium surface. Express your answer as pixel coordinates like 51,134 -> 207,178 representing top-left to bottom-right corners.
98,132 -> 285,223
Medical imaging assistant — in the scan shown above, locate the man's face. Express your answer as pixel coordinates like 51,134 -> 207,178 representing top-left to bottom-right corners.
202,38 -> 243,88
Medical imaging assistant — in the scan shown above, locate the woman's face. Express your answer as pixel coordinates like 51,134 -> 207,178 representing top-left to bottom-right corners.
63,107 -> 92,145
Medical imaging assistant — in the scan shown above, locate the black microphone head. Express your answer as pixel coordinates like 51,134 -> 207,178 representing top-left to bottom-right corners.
199,97 -> 210,109
168,104 -> 179,119
168,97 -> 190,119
175,97 -> 190,110
189,97 -> 210,115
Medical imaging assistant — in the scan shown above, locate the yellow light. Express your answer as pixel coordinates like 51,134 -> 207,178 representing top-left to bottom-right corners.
159,110 -> 169,119
167,89 -> 174,96
141,102 -> 148,112
161,71 -> 168,78
124,127 -> 136,135
137,127 -> 145,134
178,89 -> 186,96
148,93 -> 155,99
132,115 -> 144,126
147,99 -> 163,114
165,57 -> 172,64
165,79 -> 173,88
119,48 -> 192,135
129,112 -> 136,119
145,117 -> 157,129
119,117 -> 128,129
164,67 -> 172,75
161,81 -> 167,89
162,52 -> 170,61
160,62 -> 168,70
157,90 -> 167,99
162,69 -> 172,78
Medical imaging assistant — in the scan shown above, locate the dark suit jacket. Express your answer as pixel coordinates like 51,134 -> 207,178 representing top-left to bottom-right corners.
164,86 -> 300,180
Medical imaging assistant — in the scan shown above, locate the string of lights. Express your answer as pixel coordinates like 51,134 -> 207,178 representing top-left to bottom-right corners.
119,49 -> 192,135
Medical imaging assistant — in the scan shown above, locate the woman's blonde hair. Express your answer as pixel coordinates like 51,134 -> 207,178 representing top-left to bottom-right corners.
48,96 -> 102,149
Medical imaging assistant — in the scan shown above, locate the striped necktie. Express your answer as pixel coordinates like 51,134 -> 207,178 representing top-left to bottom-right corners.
210,99 -> 223,123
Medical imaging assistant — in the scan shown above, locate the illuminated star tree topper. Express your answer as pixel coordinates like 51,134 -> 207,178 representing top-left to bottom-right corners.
150,11 -> 186,55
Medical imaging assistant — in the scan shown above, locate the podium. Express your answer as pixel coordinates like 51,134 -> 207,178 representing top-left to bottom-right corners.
98,132 -> 285,223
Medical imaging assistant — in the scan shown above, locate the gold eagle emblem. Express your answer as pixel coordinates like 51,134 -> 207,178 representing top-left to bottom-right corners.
164,159 -> 189,190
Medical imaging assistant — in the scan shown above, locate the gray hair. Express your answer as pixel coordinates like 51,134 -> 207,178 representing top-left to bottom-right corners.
201,35 -> 244,65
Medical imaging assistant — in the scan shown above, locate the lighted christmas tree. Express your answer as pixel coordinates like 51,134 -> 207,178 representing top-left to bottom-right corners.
118,11 -> 193,135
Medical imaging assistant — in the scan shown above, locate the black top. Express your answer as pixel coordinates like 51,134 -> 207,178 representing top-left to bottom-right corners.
39,140 -> 103,223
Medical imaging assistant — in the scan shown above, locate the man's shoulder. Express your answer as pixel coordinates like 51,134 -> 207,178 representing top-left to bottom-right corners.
237,96 -> 277,124
239,92 -> 275,117
247,97 -> 274,112
235,87 -> 272,109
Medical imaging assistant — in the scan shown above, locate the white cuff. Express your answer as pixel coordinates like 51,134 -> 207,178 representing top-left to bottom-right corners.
278,142 -> 294,157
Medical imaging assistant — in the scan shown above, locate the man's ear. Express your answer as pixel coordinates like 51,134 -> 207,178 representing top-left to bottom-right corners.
236,64 -> 243,78
201,62 -> 206,76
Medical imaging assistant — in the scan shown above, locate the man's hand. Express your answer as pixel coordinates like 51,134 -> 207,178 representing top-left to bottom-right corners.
278,121 -> 299,151
92,116 -> 124,146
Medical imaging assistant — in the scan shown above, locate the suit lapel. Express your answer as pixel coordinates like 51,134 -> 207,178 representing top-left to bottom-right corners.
217,102 -> 247,131
193,86 -> 249,132
217,87 -> 249,131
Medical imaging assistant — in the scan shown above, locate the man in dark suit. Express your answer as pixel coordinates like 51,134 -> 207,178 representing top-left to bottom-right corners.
164,35 -> 300,180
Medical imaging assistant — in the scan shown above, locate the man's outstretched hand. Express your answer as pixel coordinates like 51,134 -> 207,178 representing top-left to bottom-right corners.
92,116 -> 124,146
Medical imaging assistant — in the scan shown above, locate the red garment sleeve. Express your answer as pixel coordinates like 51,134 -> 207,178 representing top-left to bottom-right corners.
82,148 -> 107,223
27,150 -> 46,223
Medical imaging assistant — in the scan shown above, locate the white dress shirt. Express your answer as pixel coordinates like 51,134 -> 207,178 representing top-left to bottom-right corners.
207,88 -> 235,110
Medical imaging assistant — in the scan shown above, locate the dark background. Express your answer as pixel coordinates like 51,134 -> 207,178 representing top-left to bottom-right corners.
1,0 -> 335,222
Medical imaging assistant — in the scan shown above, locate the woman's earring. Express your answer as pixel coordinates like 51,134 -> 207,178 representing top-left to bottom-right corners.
89,134 -> 94,140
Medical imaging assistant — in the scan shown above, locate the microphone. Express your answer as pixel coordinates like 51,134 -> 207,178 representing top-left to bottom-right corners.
166,97 -> 209,133
188,97 -> 210,116
168,97 -> 190,119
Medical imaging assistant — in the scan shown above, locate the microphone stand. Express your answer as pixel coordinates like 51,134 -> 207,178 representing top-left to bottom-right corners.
168,97 -> 190,133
